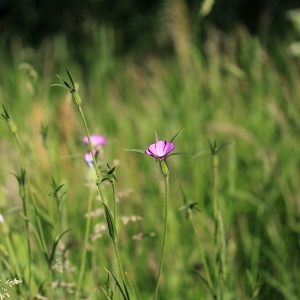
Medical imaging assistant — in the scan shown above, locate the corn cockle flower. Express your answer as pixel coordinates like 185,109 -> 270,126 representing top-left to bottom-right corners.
145,141 -> 174,161
85,150 -> 98,168
83,135 -> 106,146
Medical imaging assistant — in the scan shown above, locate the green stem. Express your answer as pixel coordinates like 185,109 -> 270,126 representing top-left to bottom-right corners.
189,213 -> 213,293
76,185 -> 95,299
78,106 -> 105,203
153,174 -> 169,300
113,241 -> 128,297
2,223 -> 22,281
78,105 -> 127,297
112,181 -> 117,230
212,153 -> 226,300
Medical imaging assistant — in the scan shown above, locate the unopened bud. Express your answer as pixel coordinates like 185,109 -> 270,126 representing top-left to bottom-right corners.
72,92 -> 82,106
159,160 -> 169,178
8,119 -> 18,134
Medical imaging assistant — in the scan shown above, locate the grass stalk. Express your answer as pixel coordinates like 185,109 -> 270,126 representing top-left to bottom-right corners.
76,185 -> 95,299
153,174 -> 169,300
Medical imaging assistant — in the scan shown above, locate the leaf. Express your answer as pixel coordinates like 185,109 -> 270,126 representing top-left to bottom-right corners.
104,268 -> 130,300
125,272 -> 140,300
170,128 -> 185,143
155,131 -> 160,142
28,221 -> 48,262
100,287 -> 113,300
48,228 -> 73,266
101,178 -> 113,184
102,203 -> 117,241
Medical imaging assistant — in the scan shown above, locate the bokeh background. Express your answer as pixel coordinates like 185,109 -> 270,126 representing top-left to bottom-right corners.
1,0 -> 300,299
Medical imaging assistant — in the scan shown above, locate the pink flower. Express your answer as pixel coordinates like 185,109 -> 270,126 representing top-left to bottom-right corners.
145,141 -> 174,161
82,135 -> 106,146
85,150 -> 98,168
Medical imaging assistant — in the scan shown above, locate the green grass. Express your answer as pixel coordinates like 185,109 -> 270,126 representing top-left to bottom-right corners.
1,25 -> 300,300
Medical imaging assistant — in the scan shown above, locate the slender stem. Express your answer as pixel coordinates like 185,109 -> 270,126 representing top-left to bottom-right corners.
78,105 -> 128,297
212,153 -> 226,300
189,213 -> 213,292
76,185 -> 95,299
112,181 -> 117,230
15,133 -> 48,254
2,224 -> 22,281
212,155 -> 218,221
78,106 -> 105,203
153,174 -> 169,300
113,241 -> 128,296
13,129 -> 50,297
13,133 -> 32,293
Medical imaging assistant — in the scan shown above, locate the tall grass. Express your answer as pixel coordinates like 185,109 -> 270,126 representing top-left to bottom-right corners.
1,22 -> 300,299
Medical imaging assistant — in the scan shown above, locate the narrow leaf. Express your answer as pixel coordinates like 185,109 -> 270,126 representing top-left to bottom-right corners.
100,287 -> 113,300
48,228 -> 72,265
102,203 -> 116,241
125,272 -> 140,300
104,268 -> 129,300
155,131 -> 160,142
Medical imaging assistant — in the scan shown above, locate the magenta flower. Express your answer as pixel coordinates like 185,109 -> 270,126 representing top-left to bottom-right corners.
145,141 -> 174,161
82,135 -> 106,146
85,150 -> 98,168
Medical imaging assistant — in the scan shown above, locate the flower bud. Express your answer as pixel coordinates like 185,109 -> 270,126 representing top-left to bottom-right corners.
159,160 -> 169,178
8,119 -> 18,134
72,92 -> 82,107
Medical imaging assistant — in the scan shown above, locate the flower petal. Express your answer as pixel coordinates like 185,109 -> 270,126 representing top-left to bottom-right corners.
83,135 -> 106,146
145,140 -> 174,160
85,150 -> 98,167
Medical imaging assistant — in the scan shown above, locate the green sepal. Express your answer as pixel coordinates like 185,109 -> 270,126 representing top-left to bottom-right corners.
51,67 -> 81,106
207,138 -> 230,155
66,66 -> 76,89
123,149 -> 145,154
1,103 -> 10,121
159,160 -> 169,177
178,202 -> 201,212
52,74 -> 73,91
155,131 -> 160,142
170,128 -> 185,143
167,152 -> 192,158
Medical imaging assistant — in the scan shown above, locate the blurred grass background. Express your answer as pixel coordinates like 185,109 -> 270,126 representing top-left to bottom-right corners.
1,0 -> 300,299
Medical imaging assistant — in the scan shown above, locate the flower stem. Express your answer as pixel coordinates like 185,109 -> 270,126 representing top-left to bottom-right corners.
189,213 -> 213,294
153,174 -> 169,300
78,106 -> 105,203
212,153 -> 226,300
78,105 -> 128,297
76,185 -> 95,299
113,240 -> 128,298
